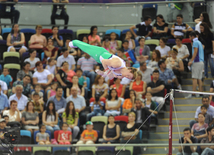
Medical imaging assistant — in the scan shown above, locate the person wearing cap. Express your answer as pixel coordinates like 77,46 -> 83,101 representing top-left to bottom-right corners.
76,121 -> 98,145
0,118 -> 6,138
165,48 -> 184,85
56,47 -> 75,71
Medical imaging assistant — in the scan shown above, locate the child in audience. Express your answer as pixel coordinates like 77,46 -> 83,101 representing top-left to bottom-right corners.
2,115 -> 9,125
47,82 -> 58,99
122,40 -> 136,64
36,124 -> 51,145
46,58 -> 57,76
87,95 -> 104,121
76,121 -> 98,144
58,123 -> 72,144
144,92 -> 158,115
0,68 -> 12,88
0,119 -> 6,138
117,48 -> 126,60
76,69 -> 87,87
110,32 -> 118,53
32,93 -> 44,114
200,105 -> 213,126
32,84 -> 44,99
125,31 -> 135,50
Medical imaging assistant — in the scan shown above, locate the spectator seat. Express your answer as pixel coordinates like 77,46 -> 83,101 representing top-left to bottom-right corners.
3,52 -> 20,64
53,147 -> 70,153
105,29 -> 121,39
182,38 -> 191,44
91,116 -> 107,138
20,28 -> 36,47
19,130 -> 31,144
14,151 -> 31,155
145,39 -> 159,51
41,29 -> 52,40
76,29 -> 90,40
115,150 -> 131,155
2,28 -> 12,40
78,147 -> 96,155
96,150 -> 113,155
115,146 -> 133,155
117,40 -> 122,48
53,150 -> 70,155
4,63 -> 20,81
59,29 -> 73,45
114,115 -> 128,123
0,40 -> 8,60
34,150 -> 51,155
142,4 -> 158,21
33,147 -> 51,155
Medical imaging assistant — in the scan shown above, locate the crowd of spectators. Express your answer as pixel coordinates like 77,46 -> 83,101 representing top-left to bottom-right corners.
0,1 -> 214,153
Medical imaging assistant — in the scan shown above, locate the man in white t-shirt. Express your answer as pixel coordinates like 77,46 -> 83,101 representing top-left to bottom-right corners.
56,47 -> 76,70
0,80 -> 7,95
138,61 -> 152,84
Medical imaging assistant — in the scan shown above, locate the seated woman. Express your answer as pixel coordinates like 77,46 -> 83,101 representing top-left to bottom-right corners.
103,115 -> 120,144
69,40 -> 138,81
42,101 -> 60,134
129,72 -> 146,98
42,38 -> 58,64
62,101 -> 80,140
143,92 -> 158,115
29,25 -> 47,50
155,37 -> 170,59
6,24 -> 27,56
135,37 -> 150,62
104,89 -> 121,117
91,75 -> 108,103
165,48 -> 184,84
24,49 -> 40,71
16,62 -> 33,81
66,75 -> 85,98
21,102 -> 39,134
49,26 -> 63,48
172,36 -> 190,70
88,26 -> 101,46
152,14 -> 169,39
122,90 -> 136,115
110,78 -> 125,98
33,61 -> 53,90
191,113 -> 208,142
102,36 -> 115,54
125,31 -> 135,50
121,112 -> 139,142
147,50 -> 161,70
3,100 -> 21,122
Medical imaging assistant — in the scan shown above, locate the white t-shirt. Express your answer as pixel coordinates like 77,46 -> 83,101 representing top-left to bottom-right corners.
173,44 -> 190,61
56,55 -> 76,70
3,110 -> 22,122
33,69 -> 51,83
155,46 -> 171,57
195,21 -> 202,33
0,80 -> 8,94
24,57 -> 40,69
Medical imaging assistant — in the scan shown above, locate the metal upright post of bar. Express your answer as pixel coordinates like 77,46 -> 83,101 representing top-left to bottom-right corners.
168,89 -> 174,155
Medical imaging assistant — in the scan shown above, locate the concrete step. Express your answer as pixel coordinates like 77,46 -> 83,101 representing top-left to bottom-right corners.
174,98 -> 201,104
158,118 -> 193,125
164,111 -> 195,118
156,125 -> 189,132
150,132 -> 184,139
141,147 -> 178,154
166,104 -> 200,111
182,78 -> 212,85
148,139 -> 178,143
182,71 -> 211,79
182,85 -> 210,91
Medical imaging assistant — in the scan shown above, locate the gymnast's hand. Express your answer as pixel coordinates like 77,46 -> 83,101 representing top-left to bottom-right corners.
68,41 -> 77,48
95,69 -> 106,77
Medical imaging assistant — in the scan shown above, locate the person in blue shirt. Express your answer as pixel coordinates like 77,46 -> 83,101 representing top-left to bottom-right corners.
0,85 -> 9,113
49,26 -> 63,48
0,68 -> 12,88
0,0 -> 20,24
186,31 -> 204,99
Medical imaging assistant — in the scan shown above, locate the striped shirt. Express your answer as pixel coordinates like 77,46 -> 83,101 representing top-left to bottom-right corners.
171,23 -> 191,36
77,57 -> 97,71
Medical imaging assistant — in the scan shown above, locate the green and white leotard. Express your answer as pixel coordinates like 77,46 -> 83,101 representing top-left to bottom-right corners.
72,40 -> 126,76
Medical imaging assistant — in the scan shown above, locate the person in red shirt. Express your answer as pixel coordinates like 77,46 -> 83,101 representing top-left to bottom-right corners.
58,123 -> 72,144
77,121 -> 98,145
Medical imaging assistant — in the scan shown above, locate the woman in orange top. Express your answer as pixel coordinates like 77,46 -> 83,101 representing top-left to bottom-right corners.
129,72 -> 147,98
122,90 -> 136,115
88,26 -> 101,46
110,78 -> 125,98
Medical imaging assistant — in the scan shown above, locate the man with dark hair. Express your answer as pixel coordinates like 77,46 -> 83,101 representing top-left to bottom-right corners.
158,60 -> 182,90
11,75 -> 32,97
177,128 -> 198,155
201,126 -> 214,155
46,87 -> 66,113
56,47 -> 75,70
186,31 -> 204,98
0,0 -> 20,24
171,14 -> 193,38
51,0 -> 69,29
130,15 -> 152,40
138,61 -> 152,84
189,96 -> 214,128
147,70 -> 165,111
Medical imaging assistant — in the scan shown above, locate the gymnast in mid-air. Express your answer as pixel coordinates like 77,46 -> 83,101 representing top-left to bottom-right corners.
69,40 -> 137,81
